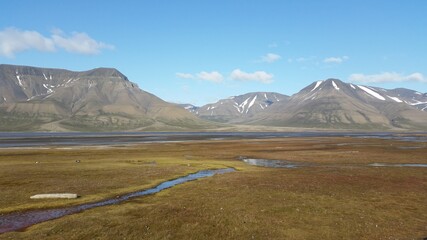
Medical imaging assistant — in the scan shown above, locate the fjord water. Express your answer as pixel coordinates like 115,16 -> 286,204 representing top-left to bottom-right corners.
1,132 -> 427,148
0,168 -> 235,234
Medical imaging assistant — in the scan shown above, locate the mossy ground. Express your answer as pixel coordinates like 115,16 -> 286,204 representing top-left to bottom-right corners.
0,136 -> 426,239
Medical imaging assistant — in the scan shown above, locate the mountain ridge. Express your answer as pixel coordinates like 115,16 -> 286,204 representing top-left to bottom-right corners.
247,79 -> 427,130
0,64 -> 213,131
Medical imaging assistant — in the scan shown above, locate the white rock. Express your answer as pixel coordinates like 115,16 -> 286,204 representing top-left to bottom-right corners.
30,193 -> 78,199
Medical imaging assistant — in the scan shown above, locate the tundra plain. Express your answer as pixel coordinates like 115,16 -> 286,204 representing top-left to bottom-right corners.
0,135 -> 426,239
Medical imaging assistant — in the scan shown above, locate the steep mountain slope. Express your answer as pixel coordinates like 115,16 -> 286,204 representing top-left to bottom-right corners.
0,64 -> 210,131
189,92 -> 289,123
249,79 -> 427,130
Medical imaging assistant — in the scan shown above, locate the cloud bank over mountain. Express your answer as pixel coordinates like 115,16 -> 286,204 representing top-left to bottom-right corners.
0,27 -> 114,57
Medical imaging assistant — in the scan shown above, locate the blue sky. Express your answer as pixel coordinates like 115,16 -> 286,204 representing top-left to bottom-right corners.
1,1 -> 426,105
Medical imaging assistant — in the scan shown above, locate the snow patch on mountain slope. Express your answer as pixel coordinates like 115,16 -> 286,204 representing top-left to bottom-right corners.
303,93 -> 317,101
233,105 -> 241,113
43,84 -> 54,94
358,85 -> 385,100
408,100 -> 427,106
386,95 -> 403,103
332,81 -> 339,90
246,95 -> 257,113
238,97 -> 250,113
311,81 -> 323,92
16,75 -> 23,86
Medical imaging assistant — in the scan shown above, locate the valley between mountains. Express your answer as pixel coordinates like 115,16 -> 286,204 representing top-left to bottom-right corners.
1,64 -> 427,131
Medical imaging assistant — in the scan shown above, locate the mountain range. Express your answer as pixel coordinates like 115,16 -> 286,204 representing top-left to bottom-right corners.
182,79 -> 427,130
1,64 -> 427,131
188,92 -> 289,123
250,79 -> 427,130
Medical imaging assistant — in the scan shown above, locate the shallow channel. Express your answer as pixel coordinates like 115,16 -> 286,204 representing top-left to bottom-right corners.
0,168 -> 235,234
369,163 -> 427,168
241,158 -> 301,168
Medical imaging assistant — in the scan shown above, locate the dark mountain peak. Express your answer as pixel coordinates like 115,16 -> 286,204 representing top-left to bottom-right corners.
302,78 -> 346,93
323,78 -> 346,88
0,64 -> 128,81
324,78 -> 342,83
80,68 -> 128,80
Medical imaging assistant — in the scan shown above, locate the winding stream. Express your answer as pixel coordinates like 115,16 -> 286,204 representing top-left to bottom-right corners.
240,158 -> 427,169
0,168 -> 235,234
369,163 -> 427,168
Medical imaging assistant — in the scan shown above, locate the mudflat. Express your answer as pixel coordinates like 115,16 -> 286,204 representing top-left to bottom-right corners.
0,135 -> 426,239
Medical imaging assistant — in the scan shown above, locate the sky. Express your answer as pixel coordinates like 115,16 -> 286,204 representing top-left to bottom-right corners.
1,0 -> 426,106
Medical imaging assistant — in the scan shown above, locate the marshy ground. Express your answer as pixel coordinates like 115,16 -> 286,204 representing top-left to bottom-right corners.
0,136 -> 426,239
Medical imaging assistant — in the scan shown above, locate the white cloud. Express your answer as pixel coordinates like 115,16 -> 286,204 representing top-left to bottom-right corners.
349,72 -> 427,83
176,72 -> 194,79
323,56 -> 349,64
261,53 -> 281,63
0,27 -> 114,57
51,31 -> 114,55
0,27 -> 55,57
196,71 -> 223,83
230,69 -> 273,84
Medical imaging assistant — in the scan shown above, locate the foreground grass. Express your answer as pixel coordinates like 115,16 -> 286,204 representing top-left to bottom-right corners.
0,137 -> 426,239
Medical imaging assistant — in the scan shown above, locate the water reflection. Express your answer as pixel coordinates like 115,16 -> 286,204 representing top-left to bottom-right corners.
242,158 -> 300,168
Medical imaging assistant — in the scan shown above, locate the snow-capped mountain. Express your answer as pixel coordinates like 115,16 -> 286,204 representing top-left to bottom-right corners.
248,79 -> 427,130
370,87 -> 427,112
0,64 -> 210,131
175,103 -> 199,114
190,92 -> 289,123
